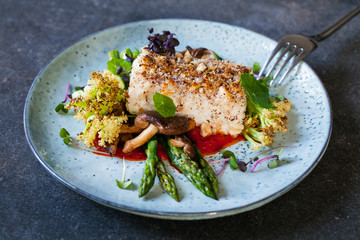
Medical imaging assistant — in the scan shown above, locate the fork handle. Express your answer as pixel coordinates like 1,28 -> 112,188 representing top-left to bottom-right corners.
312,6 -> 360,42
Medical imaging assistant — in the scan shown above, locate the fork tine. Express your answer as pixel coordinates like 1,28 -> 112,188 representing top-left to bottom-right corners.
265,42 -> 292,78
275,50 -> 308,88
269,46 -> 301,87
257,41 -> 286,79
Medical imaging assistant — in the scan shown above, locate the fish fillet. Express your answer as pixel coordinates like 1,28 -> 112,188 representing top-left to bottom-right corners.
127,49 -> 251,137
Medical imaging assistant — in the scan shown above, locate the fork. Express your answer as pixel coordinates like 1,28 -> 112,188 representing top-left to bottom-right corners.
258,6 -> 360,88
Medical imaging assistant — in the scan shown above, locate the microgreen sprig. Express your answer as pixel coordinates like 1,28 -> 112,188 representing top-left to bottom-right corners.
220,150 -> 238,170
59,128 -> 110,155
209,146 -> 296,176
116,158 -> 133,190
253,62 -> 261,73
247,146 -> 296,172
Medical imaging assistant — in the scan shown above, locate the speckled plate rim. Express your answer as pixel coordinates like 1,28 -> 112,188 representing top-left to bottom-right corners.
23,19 -> 332,220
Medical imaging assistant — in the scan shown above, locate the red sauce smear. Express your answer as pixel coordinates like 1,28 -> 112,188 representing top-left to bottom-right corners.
94,127 -> 245,161
114,144 -> 170,161
93,127 -> 245,175
187,127 -> 246,156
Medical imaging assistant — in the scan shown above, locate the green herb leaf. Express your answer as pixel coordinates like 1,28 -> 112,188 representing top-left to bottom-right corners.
253,62 -> 261,73
120,48 -> 133,59
55,103 -> 68,113
74,86 -> 84,91
240,73 -> 272,109
59,128 -> 70,138
263,76 -> 273,85
132,48 -> 142,58
116,179 -> 133,189
107,58 -> 132,89
268,158 -> 279,169
153,92 -> 176,118
220,150 -> 238,170
63,137 -> 71,145
108,50 -> 120,60
107,58 -> 132,75
276,148 -> 284,156
275,95 -> 285,101
213,52 -> 223,60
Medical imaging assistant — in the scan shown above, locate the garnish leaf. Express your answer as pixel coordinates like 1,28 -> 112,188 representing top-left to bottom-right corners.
275,95 -> 285,101
262,76 -> 273,86
132,48 -> 142,58
107,58 -> 132,75
153,92 -> 176,118
63,137 -> 71,145
116,179 -> 133,189
240,73 -> 272,109
107,58 -> 132,89
213,52 -> 223,60
59,128 -> 71,145
108,50 -> 120,60
220,150 -> 238,170
59,128 -> 70,138
74,86 -> 85,91
55,103 -> 68,113
253,62 -> 261,73
120,48 -> 133,59
116,158 -> 133,190
268,158 -> 279,169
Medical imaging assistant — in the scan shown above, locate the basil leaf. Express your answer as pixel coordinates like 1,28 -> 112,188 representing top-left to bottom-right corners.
116,179 -> 133,189
240,73 -> 272,109
153,92 -> 176,118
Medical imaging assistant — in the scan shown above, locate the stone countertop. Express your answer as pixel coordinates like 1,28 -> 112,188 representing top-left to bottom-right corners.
1,0 -> 359,239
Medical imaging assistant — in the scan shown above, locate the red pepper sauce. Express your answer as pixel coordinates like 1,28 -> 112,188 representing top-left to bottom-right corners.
113,144 -> 170,161
186,127 -> 246,156
94,127 -> 245,161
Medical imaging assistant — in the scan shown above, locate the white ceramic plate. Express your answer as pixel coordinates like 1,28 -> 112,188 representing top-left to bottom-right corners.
24,19 -> 332,220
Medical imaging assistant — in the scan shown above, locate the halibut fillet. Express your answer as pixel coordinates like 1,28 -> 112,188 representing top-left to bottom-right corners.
127,49 -> 251,137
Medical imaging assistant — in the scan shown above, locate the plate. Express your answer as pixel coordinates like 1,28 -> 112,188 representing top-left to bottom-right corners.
24,19 -> 332,220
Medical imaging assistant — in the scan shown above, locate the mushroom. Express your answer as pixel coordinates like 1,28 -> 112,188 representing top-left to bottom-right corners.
122,124 -> 159,153
120,124 -> 143,133
182,47 -> 218,60
169,134 -> 195,159
122,111 -> 196,153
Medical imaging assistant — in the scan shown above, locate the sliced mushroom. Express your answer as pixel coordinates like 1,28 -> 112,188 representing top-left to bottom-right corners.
170,134 -> 196,160
105,144 -> 117,156
120,124 -> 143,133
181,47 -> 218,60
122,124 -> 159,153
104,138 -> 120,156
123,112 -> 196,153
169,139 -> 185,148
135,111 -> 195,134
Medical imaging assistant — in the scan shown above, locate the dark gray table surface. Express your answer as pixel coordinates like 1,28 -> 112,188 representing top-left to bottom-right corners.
1,0 -> 360,239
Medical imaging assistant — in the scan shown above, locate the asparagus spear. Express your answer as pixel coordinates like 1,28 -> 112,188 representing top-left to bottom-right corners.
194,146 -> 219,193
138,139 -> 159,198
156,160 -> 179,202
159,136 -> 217,200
